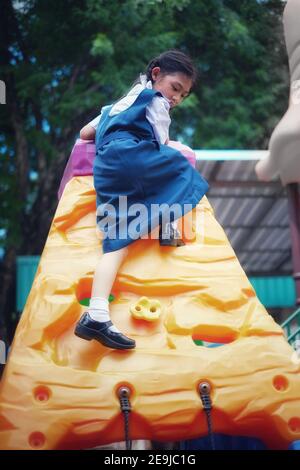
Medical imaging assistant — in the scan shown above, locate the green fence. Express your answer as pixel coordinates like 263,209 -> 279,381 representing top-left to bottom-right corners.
16,256 -> 40,312
281,308 -> 300,346
250,276 -> 296,309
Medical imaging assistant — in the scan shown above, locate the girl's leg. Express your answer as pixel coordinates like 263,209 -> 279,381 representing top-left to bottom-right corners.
88,246 -> 128,332
91,246 -> 129,299
75,246 -> 135,349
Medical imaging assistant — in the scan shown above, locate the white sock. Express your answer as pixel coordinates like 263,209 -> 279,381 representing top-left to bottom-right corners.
88,296 -> 120,333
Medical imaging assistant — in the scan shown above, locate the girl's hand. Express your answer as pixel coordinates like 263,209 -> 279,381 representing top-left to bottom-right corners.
80,124 -> 96,141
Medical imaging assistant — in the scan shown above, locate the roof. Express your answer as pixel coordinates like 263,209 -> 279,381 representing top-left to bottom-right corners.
196,151 -> 292,276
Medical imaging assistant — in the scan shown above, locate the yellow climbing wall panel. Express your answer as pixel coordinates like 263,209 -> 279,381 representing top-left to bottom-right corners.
0,175 -> 299,449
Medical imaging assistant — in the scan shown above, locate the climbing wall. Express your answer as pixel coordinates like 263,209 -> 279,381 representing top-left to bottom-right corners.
0,145 -> 300,450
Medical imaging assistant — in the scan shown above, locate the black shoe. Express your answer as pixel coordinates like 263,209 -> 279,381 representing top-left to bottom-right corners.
159,223 -> 185,247
75,312 -> 136,350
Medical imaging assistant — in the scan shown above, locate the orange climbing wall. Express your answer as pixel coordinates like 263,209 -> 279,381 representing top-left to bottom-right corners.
0,175 -> 300,450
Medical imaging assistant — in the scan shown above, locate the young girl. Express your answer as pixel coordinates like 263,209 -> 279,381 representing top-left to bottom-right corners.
75,50 -> 209,350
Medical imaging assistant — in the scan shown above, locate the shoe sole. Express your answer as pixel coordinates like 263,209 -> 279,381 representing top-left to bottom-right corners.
74,324 -> 136,350
159,240 -> 185,247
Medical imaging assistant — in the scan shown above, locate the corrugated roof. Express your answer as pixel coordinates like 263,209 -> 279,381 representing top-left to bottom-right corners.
196,156 -> 292,275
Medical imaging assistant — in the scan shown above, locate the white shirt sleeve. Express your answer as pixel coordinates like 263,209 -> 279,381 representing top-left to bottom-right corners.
146,96 -> 171,144
109,84 -> 144,116
88,114 -> 101,129
87,105 -> 110,129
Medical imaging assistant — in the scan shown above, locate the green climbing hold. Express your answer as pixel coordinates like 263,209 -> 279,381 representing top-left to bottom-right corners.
79,294 -> 115,306
79,298 -> 90,307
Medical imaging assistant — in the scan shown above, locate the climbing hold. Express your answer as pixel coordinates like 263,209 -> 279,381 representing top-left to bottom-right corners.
79,293 -> 115,307
79,297 -> 89,307
130,296 -> 162,321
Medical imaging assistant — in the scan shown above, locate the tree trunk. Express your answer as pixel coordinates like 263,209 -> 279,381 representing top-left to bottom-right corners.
0,247 -> 17,344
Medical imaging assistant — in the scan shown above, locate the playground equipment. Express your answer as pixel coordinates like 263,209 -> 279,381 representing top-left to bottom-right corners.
0,138 -> 299,450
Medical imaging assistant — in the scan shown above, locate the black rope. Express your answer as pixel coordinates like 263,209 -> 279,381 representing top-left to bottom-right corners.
199,383 -> 216,450
118,387 -> 132,450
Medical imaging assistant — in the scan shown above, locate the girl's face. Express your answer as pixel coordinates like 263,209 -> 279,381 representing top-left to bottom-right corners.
151,67 -> 192,108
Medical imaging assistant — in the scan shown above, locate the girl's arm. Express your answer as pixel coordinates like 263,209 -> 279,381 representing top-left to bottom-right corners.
146,96 -> 171,145
80,111 -> 104,140
80,124 -> 96,140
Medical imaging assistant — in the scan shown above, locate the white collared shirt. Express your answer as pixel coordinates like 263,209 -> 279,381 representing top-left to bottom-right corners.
88,74 -> 171,144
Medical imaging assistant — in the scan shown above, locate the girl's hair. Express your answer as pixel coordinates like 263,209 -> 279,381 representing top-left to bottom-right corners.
145,50 -> 198,86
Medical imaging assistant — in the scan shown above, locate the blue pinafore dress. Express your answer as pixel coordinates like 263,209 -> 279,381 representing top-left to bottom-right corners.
94,87 -> 209,253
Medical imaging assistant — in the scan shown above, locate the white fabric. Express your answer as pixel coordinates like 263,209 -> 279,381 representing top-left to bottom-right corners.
88,296 -> 120,333
88,105 -> 110,129
88,75 -> 171,144
89,296 -> 109,310
88,114 -> 101,129
89,309 -> 110,322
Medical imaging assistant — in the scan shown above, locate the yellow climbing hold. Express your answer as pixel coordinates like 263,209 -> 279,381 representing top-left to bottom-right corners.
130,296 -> 162,321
